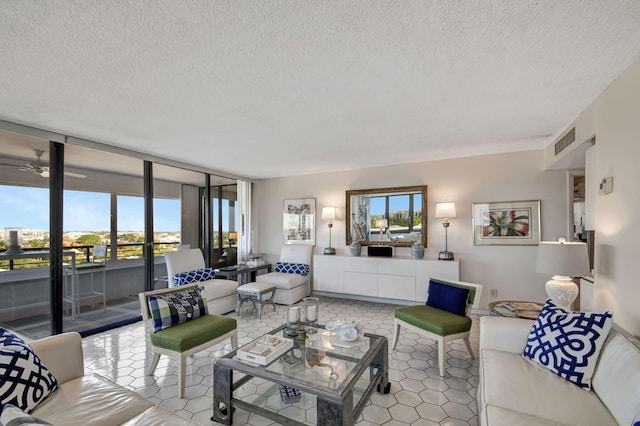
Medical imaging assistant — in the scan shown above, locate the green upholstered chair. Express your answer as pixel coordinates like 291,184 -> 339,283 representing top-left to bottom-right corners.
139,285 -> 238,398
392,278 -> 483,377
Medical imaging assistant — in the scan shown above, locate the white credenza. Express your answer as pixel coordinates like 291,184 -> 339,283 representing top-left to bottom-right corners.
313,254 -> 460,303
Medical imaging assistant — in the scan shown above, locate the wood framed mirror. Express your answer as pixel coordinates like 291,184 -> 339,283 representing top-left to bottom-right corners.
345,185 -> 427,247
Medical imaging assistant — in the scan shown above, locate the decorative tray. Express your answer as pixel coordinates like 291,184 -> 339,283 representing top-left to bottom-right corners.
236,334 -> 293,366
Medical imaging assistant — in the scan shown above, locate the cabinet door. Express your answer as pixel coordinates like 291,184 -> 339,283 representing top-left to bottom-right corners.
313,255 -> 344,293
343,257 -> 378,273
343,272 -> 378,297
415,260 -> 460,302
378,274 -> 415,300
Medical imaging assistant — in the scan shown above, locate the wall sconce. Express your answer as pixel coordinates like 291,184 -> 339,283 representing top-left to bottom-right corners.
435,202 -> 456,260
321,207 -> 337,255
374,219 -> 388,245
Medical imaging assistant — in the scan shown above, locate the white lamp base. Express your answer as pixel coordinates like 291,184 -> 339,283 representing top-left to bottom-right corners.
545,275 -> 579,311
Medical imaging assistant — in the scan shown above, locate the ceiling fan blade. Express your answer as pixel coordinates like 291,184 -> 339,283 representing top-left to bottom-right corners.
64,171 -> 87,179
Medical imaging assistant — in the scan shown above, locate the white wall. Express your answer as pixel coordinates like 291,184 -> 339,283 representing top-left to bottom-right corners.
552,56 -> 640,336
253,150 -> 567,310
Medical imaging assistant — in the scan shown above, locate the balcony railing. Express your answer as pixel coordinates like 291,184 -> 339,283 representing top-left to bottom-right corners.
0,242 -> 181,271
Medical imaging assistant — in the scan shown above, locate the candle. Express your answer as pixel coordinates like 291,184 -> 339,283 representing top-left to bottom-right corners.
307,305 -> 317,321
288,307 -> 299,323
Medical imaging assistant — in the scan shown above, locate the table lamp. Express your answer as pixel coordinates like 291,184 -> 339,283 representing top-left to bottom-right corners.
375,219 -> 388,244
535,239 -> 590,311
321,207 -> 337,255
435,202 -> 456,260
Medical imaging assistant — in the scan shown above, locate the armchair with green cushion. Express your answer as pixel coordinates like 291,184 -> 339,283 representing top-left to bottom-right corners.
138,284 -> 238,398
392,278 -> 483,377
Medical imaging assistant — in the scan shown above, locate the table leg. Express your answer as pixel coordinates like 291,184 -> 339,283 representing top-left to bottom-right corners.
374,338 -> 390,394
212,364 -> 233,425
317,392 -> 352,426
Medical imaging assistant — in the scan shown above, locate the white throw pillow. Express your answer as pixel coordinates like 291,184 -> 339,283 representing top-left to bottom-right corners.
522,299 -> 612,390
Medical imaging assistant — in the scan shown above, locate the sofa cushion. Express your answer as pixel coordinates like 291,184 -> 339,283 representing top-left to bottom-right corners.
256,272 -> 308,289
31,374 -> 154,426
274,262 -> 310,276
592,330 -> 640,425
480,348 -> 617,425
523,299 -> 612,390
484,405 -> 570,426
425,280 -> 469,316
172,267 -> 216,286
0,404 -> 52,425
148,287 -> 208,332
0,328 -> 58,413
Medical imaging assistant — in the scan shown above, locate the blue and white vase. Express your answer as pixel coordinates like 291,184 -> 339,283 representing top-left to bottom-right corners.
350,241 -> 362,256
411,240 -> 425,259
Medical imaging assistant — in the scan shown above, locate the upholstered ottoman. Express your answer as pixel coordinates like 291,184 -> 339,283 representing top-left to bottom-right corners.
237,282 -> 277,318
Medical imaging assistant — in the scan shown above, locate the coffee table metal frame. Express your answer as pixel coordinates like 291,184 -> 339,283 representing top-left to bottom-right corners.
212,324 -> 390,426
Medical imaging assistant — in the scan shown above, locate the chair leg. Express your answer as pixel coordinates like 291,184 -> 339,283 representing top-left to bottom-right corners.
147,352 -> 161,376
101,268 -> 106,311
178,354 -> 187,398
463,337 -> 475,359
391,321 -> 401,350
438,337 -> 446,377
231,332 -> 239,350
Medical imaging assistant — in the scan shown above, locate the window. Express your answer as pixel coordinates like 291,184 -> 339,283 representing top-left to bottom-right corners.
369,193 -> 422,236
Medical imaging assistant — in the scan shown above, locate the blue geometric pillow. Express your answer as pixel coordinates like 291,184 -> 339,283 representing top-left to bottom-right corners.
274,262 -> 309,276
172,268 -> 216,286
0,329 -> 58,413
523,299 -> 613,390
425,280 -> 470,317
147,287 -> 208,332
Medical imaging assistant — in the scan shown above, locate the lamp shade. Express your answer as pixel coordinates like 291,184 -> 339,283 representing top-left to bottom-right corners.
535,241 -> 590,277
375,219 -> 388,229
321,206 -> 337,220
435,202 -> 456,219
229,232 -> 238,239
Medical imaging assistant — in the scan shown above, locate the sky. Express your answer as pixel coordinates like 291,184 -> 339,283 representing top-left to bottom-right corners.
0,185 -> 181,232
370,194 -> 421,215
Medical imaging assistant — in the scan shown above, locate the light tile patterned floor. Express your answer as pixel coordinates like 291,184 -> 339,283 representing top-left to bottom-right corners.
82,296 -> 480,425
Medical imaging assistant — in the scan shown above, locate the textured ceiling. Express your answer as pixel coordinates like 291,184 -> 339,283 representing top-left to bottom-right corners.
1,1 -> 640,179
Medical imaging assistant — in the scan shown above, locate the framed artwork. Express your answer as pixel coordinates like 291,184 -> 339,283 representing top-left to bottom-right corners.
283,198 -> 316,245
472,200 -> 541,246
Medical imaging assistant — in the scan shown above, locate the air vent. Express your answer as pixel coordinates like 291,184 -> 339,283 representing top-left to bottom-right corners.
555,127 -> 576,155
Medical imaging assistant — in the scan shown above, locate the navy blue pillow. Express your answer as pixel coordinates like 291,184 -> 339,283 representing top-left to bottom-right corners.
426,280 -> 470,316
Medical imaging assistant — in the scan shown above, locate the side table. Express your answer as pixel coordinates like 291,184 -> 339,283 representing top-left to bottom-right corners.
216,263 -> 272,285
489,300 -> 544,319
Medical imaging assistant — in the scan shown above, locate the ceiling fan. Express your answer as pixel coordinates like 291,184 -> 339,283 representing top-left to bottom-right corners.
20,149 -> 86,179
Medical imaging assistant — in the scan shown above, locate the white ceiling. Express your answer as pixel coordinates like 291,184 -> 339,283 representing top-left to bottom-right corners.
1,1 -> 639,180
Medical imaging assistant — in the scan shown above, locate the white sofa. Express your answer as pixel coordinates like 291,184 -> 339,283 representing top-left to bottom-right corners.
165,248 -> 238,314
29,332 -> 197,425
478,316 -> 640,426
255,245 -> 312,305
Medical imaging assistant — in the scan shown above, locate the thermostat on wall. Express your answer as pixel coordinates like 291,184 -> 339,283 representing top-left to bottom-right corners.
599,176 -> 614,195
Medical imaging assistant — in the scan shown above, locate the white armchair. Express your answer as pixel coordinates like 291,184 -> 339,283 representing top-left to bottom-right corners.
164,249 -> 238,315
255,245 -> 312,305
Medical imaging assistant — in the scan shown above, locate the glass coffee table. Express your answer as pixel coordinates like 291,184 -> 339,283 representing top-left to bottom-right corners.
212,324 -> 390,425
